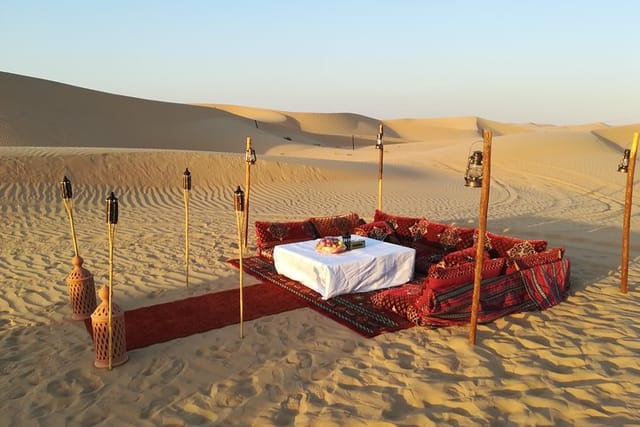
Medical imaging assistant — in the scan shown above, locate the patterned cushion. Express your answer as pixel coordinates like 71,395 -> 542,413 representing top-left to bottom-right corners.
354,221 -> 394,241
370,284 -> 422,318
438,225 -> 475,251
373,210 -> 425,242
506,247 -> 565,274
426,257 -> 506,291
475,231 -> 547,258
254,220 -> 318,250
439,246 -> 489,268
309,212 -> 363,237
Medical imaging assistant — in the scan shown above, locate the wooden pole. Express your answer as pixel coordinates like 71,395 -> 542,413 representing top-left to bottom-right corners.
107,222 -> 115,370
234,186 -> 245,338
60,177 -> 79,257
184,189 -> 190,287
469,130 -> 492,345
183,168 -> 191,288
376,124 -> 384,211
243,137 -> 253,251
621,132 -> 639,293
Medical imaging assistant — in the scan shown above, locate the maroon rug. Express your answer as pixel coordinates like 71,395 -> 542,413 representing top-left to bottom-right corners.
84,282 -> 305,350
227,256 -> 415,338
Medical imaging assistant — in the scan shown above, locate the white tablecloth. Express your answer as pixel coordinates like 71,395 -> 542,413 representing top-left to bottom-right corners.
273,236 -> 415,300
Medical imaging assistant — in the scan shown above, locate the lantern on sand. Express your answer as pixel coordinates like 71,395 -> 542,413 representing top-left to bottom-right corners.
91,192 -> 127,369
60,176 -> 97,320
464,149 -> 484,188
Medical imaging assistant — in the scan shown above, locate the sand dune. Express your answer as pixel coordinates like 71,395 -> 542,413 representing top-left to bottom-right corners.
2,72 -> 640,426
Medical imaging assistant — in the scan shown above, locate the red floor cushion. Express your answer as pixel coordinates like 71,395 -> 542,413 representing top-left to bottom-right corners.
309,212 -> 363,237
426,257 -> 506,292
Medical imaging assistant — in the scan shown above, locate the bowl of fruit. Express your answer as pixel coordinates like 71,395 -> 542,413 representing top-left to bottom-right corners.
315,236 -> 346,254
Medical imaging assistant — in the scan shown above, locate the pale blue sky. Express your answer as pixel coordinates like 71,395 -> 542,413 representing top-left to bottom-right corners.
1,1 -> 638,125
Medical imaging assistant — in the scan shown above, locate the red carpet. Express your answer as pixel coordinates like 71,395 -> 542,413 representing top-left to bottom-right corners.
84,282 -> 305,350
84,257 -> 415,350
228,256 -> 415,338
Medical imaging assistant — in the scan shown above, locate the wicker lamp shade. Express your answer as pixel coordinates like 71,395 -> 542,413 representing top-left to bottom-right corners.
65,255 -> 97,320
91,285 -> 128,369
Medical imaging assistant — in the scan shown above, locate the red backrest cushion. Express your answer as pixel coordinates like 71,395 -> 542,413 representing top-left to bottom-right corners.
476,231 -> 548,258
309,212 -> 362,237
354,220 -> 394,241
426,257 -> 506,292
505,247 -> 566,274
255,220 -> 318,249
373,209 -> 425,241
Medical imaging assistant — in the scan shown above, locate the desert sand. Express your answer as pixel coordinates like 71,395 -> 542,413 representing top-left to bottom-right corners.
1,71 -> 640,426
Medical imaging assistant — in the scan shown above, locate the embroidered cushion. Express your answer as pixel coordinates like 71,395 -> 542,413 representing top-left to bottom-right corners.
439,246 -> 489,268
505,247 -> 565,274
426,257 -> 506,292
438,225 -> 475,251
354,221 -> 394,241
370,284 -> 422,319
309,212 -> 363,237
373,209 -> 426,242
475,231 -> 547,258
255,220 -> 318,250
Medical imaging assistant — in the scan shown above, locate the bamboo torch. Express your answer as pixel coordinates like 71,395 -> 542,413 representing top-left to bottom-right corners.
376,124 -> 384,211
234,185 -> 245,338
243,137 -> 257,250
60,176 -> 79,257
106,192 -> 118,370
621,132 -> 639,293
183,168 -> 192,288
469,130 -> 492,345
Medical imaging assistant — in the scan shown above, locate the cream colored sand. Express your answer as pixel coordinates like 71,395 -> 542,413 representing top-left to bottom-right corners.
2,71 -> 640,426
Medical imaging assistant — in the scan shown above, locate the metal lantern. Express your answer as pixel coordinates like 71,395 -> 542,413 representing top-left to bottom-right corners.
246,147 -> 257,165
618,149 -> 631,173
375,124 -> 384,150
464,150 -> 484,187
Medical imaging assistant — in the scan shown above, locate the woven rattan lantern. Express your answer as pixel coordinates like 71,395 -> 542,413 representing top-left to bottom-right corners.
65,255 -> 97,320
91,285 -> 128,369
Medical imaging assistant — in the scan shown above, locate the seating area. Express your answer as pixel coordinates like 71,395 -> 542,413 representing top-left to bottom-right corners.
254,210 -> 571,327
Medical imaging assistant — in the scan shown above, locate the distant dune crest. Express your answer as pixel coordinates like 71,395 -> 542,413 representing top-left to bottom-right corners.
1,71 -> 637,152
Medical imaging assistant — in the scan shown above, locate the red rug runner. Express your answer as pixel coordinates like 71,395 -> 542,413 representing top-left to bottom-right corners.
227,256 -> 415,338
84,257 -> 415,350
84,282 -> 305,350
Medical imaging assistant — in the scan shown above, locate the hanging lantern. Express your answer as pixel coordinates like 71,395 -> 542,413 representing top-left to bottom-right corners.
246,147 -> 257,165
618,149 -> 631,173
464,150 -> 484,187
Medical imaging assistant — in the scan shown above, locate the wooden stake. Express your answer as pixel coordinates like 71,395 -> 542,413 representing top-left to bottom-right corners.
234,186 -> 245,338
376,124 -> 384,211
107,223 -> 115,370
621,132 -> 639,293
469,130 -> 492,345
184,189 -> 190,287
243,137 -> 253,250
64,199 -> 80,257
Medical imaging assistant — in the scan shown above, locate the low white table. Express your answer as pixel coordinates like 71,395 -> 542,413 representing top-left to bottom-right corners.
273,236 -> 415,300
